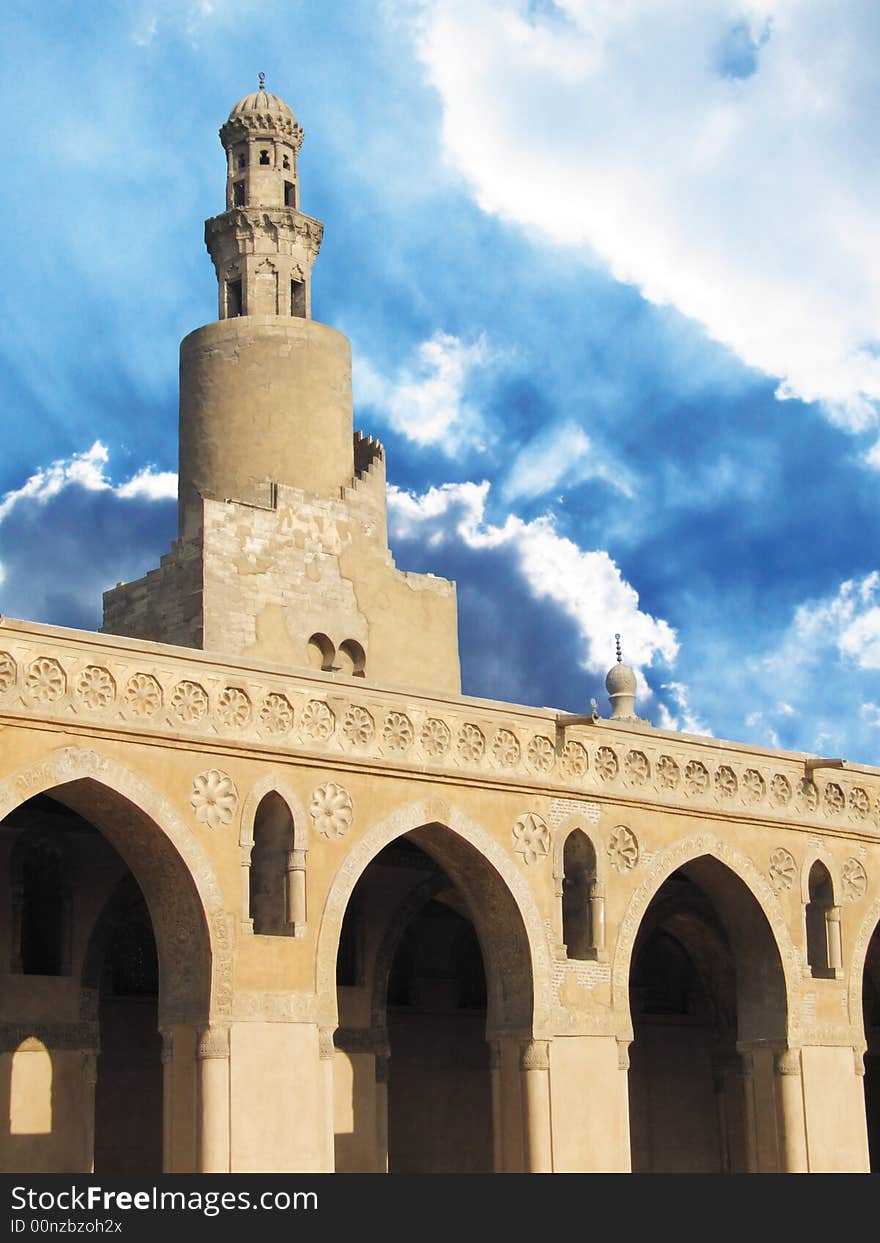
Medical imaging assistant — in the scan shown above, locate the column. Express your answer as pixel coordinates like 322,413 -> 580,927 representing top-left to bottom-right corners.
197,1026 -> 230,1173
286,849 -> 306,934
826,907 -> 843,974
160,1030 -> 174,1174
318,1028 -> 336,1173
489,1040 -> 504,1172
520,1039 -> 553,1173
589,883 -> 606,954
740,1050 -> 759,1173
239,845 -> 254,934
80,1050 -> 98,1173
774,1048 -> 808,1172
374,1050 -> 389,1174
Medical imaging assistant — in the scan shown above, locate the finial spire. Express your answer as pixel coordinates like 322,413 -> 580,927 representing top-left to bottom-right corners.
615,633 -> 622,663
258,72 -> 266,91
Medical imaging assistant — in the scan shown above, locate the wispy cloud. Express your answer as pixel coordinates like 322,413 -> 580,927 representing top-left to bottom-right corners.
354,332 -> 498,454
413,0 -> 880,442
388,478 -> 677,693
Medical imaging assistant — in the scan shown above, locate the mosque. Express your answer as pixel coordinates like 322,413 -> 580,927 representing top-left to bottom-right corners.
1,80 -> 879,1174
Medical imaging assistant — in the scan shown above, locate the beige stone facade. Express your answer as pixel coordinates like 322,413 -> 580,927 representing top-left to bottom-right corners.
2,83 -> 880,1174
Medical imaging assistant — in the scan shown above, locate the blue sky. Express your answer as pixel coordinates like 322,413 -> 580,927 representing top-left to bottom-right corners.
3,0 -> 880,762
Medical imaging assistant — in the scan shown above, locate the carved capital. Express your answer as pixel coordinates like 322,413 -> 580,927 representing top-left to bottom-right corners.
520,1039 -> 551,1072
80,1051 -> 98,1088
774,1048 -> 802,1077
197,1026 -> 230,1060
488,1040 -> 502,1072
375,1053 -> 390,1085
854,1046 -> 867,1077
318,1028 -> 336,1061
160,1029 -> 174,1065
617,1040 -> 631,1071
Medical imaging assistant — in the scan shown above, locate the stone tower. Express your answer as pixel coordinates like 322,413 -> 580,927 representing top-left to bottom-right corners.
103,81 -> 461,693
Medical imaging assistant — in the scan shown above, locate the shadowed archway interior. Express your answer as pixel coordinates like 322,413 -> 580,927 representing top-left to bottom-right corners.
628,857 -> 788,1173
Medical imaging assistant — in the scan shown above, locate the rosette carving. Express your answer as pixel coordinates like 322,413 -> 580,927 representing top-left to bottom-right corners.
25,656 -> 66,703
561,740 -> 588,777
259,692 -> 293,734
457,723 -> 485,764
512,813 -> 550,865
0,651 -> 16,693
492,728 -> 521,768
171,680 -> 208,723
684,760 -> 709,796
527,735 -> 554,773
595,746 -> 619,782
607,825 -> 639,872
124,673 -> 162,718
302,699 -> 335,741
191,769 -> 238,829
657,755 -> 680,790
842,857 -> 868,902
75,665 -> 116,710
770,774 -> 792,807
310,783 -> 354,839
217,686 -> 251,728
625,750 -> 650,785
383,711 -> 414,752
715,766 -> 737,799
742,769 -> 765,804
769,847 -> 796,892
343,705 -> 374,746
421,717 -> 451,757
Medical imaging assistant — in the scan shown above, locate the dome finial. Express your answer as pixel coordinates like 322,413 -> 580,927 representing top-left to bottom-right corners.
258,71 -> 266,91
615,633 -> 622,663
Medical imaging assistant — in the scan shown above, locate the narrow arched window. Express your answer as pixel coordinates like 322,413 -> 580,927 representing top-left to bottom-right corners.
338,639 -> 366,678
250,793 -> 294,936
562,830 -> 596,960
806,861 -> 835,978
307,632 -> 335,671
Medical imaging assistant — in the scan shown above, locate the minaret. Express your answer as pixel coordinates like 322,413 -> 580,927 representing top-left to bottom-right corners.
102,82 -> 462,694
176,78 -> 353,542
208,74 -> 321,322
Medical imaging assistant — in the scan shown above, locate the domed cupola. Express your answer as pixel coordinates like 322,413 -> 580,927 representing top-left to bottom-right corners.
606,634 -> 639,721
205,74 -> 323,321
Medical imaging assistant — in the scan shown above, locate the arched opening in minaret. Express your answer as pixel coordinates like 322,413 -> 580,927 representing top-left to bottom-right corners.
628,859 -> 787,1172
331,827 -> 536,1173
863,921 -> 880,1170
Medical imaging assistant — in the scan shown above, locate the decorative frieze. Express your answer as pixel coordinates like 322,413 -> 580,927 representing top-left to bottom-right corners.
3,628 -> 880,840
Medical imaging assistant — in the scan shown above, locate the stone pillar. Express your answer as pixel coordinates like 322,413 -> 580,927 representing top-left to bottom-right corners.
520,1039 -> 553,1173
319,1028 -> 336,1173
774,1049 -> 808,1172
589,883 -> 606,953
160,1030 -> 174,1174
80,1050 -> 98,1174
287,849 -> 306,934
197,1026 -> 230,1173
826,907 -> 843,974
489,1040 -> 504,1172
374,1050 -> 389,1174
239,845 -> 254,934
740,1050 -> 759,1173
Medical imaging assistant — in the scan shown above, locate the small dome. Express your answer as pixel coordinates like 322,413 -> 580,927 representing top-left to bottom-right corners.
606,662 -> 637,696
228,87 -> 296,125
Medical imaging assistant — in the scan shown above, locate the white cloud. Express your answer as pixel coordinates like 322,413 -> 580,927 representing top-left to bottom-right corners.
388,478 -> 677,691
503,421 -> 634,502
354,332 -> 497,454
412,0 -> 880,437
0,442 -> 177,524
783,572 -> 880,671
657,681 -> 713,737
